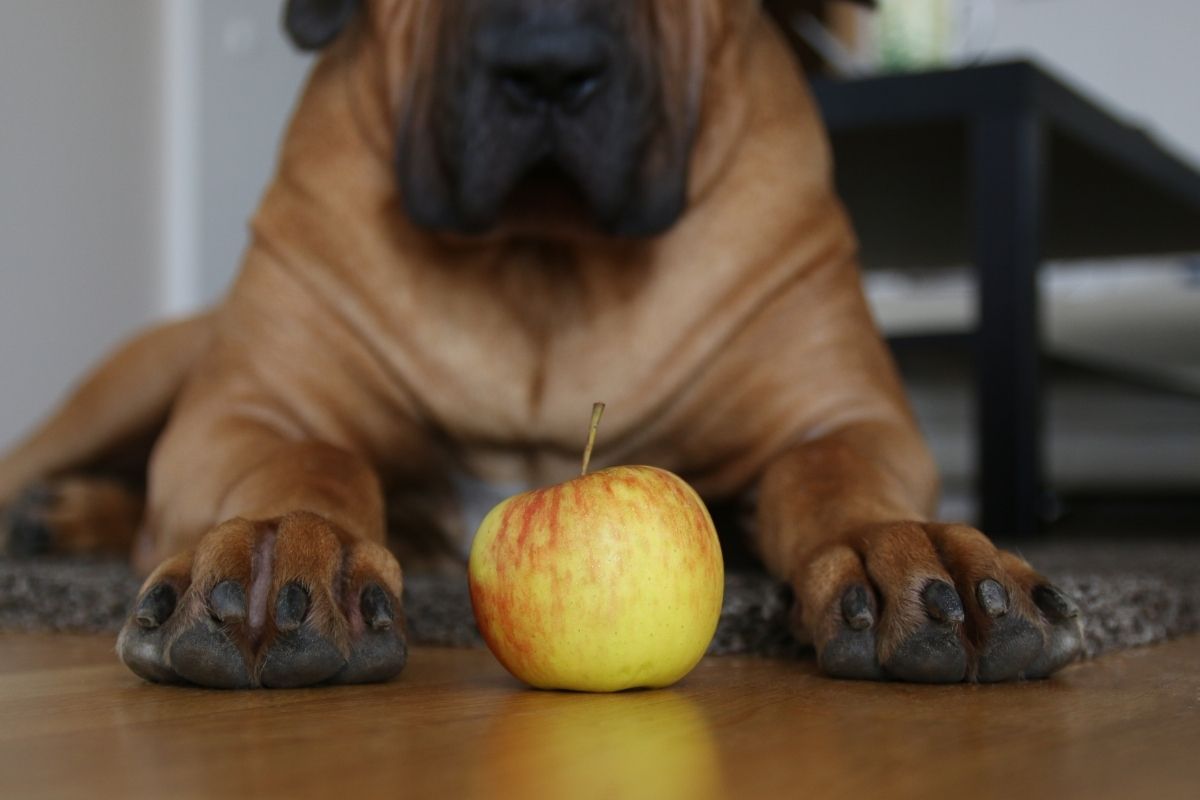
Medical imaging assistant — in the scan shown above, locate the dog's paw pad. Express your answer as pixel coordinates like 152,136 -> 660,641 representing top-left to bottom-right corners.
261,625 -> 346,688
975,581 -> 1042,682
169,617 -> 254,689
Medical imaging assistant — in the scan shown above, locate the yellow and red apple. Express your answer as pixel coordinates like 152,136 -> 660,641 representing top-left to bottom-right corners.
468,404 -> 724,692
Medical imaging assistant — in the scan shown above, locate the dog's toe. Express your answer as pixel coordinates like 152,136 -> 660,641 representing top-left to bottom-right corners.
796,523 -> 1085,684
882,581 -> 968,683
258,582 -> 346,688
119,514 -> 408,689
332,584 -> 409,685
817,585 -> 883,680
883,625 -> 968,683
1023,584 -> 1084,678
974,581 -> 1043,682
118,583 -> 182,684
168,616 -> 254,689
118,628 -> 178,684
977,619 -> 1043,682
118,561 -> 193,685
3,478 -> 141,557
261,625 -> 346,688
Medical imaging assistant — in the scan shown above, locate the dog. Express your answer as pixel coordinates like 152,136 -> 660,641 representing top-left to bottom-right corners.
0,0 -> 1082,687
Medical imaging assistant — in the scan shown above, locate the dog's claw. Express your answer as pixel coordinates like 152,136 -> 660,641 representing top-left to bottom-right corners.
840,585 -> 873,631
923,580 -> 965,624
210,580 -> 247,624
275,583 -> 309,632
135,584 -> 177,629
976,579 -> 1008,618
362,584 -> 394,631
1033,584 -> 1080,622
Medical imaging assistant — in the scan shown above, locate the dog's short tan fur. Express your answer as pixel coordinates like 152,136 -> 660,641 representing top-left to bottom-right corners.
0,0 -> 1081,686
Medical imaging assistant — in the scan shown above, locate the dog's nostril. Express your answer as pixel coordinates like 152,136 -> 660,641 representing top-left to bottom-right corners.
481,25 -> 611,112
497,69 -> 546,108
497,64 -> 606,111
561,71 -> 603,105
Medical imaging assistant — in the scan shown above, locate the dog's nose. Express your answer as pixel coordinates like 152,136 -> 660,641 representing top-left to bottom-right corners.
478,26 -> 611,113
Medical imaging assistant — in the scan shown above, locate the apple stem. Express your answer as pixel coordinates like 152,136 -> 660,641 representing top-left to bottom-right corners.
580,402 -> 606,476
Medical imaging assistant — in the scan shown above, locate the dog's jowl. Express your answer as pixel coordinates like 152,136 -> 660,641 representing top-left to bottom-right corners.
0,0 -> 1081,687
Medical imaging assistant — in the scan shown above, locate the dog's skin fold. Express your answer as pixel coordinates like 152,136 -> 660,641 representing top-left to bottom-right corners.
0,0 -> 1082,687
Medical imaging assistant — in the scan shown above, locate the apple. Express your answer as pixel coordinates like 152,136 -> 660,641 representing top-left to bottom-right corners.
468,404 -> 724,692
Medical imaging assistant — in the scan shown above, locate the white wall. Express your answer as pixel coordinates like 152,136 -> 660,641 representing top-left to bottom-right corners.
0,1 -> 310,450
0,1 -> 162,450
988,0 -> 1200,166
174,0 -> 311,309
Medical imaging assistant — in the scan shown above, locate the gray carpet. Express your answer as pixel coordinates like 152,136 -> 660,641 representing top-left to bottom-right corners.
1,539 -> 1197,661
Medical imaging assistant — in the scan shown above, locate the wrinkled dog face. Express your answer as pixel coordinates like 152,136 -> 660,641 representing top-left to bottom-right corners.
288,0 -> 719,238
398,0 -> 708,237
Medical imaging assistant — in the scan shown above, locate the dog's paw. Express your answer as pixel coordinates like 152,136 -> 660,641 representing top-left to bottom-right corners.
795,522 -> 1083,683
117,511 -> 407,689
1,478 -> 141,557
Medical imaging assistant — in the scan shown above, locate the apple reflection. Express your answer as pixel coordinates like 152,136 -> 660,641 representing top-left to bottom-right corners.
471,689 -> 724,800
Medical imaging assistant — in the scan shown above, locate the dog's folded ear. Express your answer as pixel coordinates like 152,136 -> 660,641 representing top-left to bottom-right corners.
283,0 -> 361,51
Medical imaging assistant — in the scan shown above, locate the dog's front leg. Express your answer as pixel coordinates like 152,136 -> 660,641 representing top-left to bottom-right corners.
117,417 -> 407,689
755,422 -> 1083,683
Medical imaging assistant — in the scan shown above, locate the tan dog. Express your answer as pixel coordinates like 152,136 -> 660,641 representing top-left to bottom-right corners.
0,0 -> 1082,687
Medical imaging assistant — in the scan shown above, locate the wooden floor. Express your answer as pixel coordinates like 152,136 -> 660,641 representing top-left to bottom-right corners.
1,635 -> 1197,800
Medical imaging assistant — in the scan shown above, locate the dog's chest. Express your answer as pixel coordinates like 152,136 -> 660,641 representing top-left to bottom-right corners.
368,242 -> 752,481
394,263 -> 670,436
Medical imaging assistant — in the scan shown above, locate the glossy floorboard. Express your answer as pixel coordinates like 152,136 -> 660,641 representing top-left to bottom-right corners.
1,633 -> 1197,799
